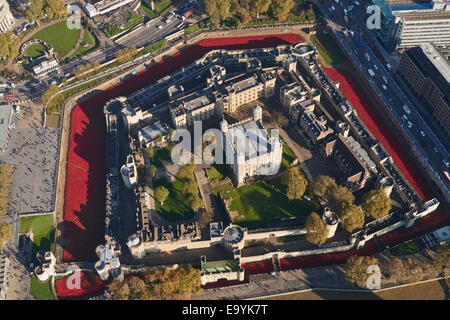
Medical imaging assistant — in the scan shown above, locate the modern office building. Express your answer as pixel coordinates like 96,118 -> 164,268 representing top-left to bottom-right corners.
372,0 -> 450,53
0,0 -> 14,34
398,43 -> 450,141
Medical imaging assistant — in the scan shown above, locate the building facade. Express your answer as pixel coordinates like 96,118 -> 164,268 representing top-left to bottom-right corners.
372,0 -> 450,53
32,59 -> 61,78
221,106 -> 282,186
0,0 -> 14,34
398,43 -> 450,141
170,69 -> 276,129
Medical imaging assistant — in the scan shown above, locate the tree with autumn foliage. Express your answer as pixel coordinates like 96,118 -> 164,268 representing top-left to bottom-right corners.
280,168 -> 308,201
305,212 -> 328,245
344,255 -> 378,288
361,188 -> 391,220
338,201 -> 365,233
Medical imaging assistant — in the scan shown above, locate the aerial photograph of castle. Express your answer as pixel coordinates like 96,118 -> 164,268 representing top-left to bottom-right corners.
0,0 -> 448,308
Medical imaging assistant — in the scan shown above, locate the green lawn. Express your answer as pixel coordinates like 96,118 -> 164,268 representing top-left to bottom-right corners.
310,33 -> 347,66
123,13 -> 144,30
140,39 -> 166,55
276,234 -> 306,243
141,3 -> 157,19
19,214 -> 55,264
153,0 -> 171,13
224,180 -> 320,228
281,141 -> 297,171
207,164 -> 227,181
70,31 -> 95,58
184,23 -> 201,36
212,181 -> 235,197
32,21 -> 81,58
153,177 -> 197,221
25,44 -> 46,58
391,241 -> 421,256
30,276 -> 55,300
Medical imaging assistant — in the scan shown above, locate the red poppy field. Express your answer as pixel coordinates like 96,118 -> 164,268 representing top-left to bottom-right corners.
55,272 -> 106,299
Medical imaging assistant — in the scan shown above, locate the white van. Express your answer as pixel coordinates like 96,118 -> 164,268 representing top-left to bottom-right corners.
403,105 -> 411,114
382,76 -> 388,84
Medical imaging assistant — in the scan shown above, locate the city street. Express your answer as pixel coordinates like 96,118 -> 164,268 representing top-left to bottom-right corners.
315,0 -> 450,196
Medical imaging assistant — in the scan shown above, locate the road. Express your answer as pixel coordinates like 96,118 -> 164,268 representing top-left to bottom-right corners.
315,0 -> 450,196
7,0 -> 200,101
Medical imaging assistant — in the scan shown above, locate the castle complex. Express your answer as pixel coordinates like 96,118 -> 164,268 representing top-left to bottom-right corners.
93,42 -> 441,286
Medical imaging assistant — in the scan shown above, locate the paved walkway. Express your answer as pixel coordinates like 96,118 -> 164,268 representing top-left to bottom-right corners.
194,165 -> 222,228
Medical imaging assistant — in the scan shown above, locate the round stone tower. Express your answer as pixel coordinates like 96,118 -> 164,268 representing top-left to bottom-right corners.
322,207 -> 339,239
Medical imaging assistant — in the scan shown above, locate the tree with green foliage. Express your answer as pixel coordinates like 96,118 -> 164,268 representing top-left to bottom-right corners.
188,194 -> 203,211
180,178 -> 198,197
305,212 -> 327,245
155,134 -> 163,144
0,223 -> 12,248
149,164 -> 157,177
280,168 -> 308,200
344,255 -> 378,288
361,189 -> 391,220
177,164 -> 195,181
338,201 -> 364,233
154,186 -> 169,205
271,0 -> 295,21
324,184 -> 355,212
146,144 -> 154,159
310,175 -> 337,198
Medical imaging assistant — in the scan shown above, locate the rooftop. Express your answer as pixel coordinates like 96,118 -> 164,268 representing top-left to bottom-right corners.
0,105 -> 13,152
419,43 -> 450,83
138,122 -> 171,144
201,259 -> 240,274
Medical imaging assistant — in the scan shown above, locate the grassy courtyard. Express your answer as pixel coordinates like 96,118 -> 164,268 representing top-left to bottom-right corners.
141,3 -> 157,19
153,177 -> 198,221
30,276 -> 55,300
207,164 -> 227,181
70,31 -> 96,59
281,140 -> 297,171
391,241 -> 421,256
153,0 -> 172,13
32,21 -> 81,58
221,180 -> 319,228
152,145 -> 173,168
19,214 -> 55,264
25,44 -> 46,58
310,33 -> 347,66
